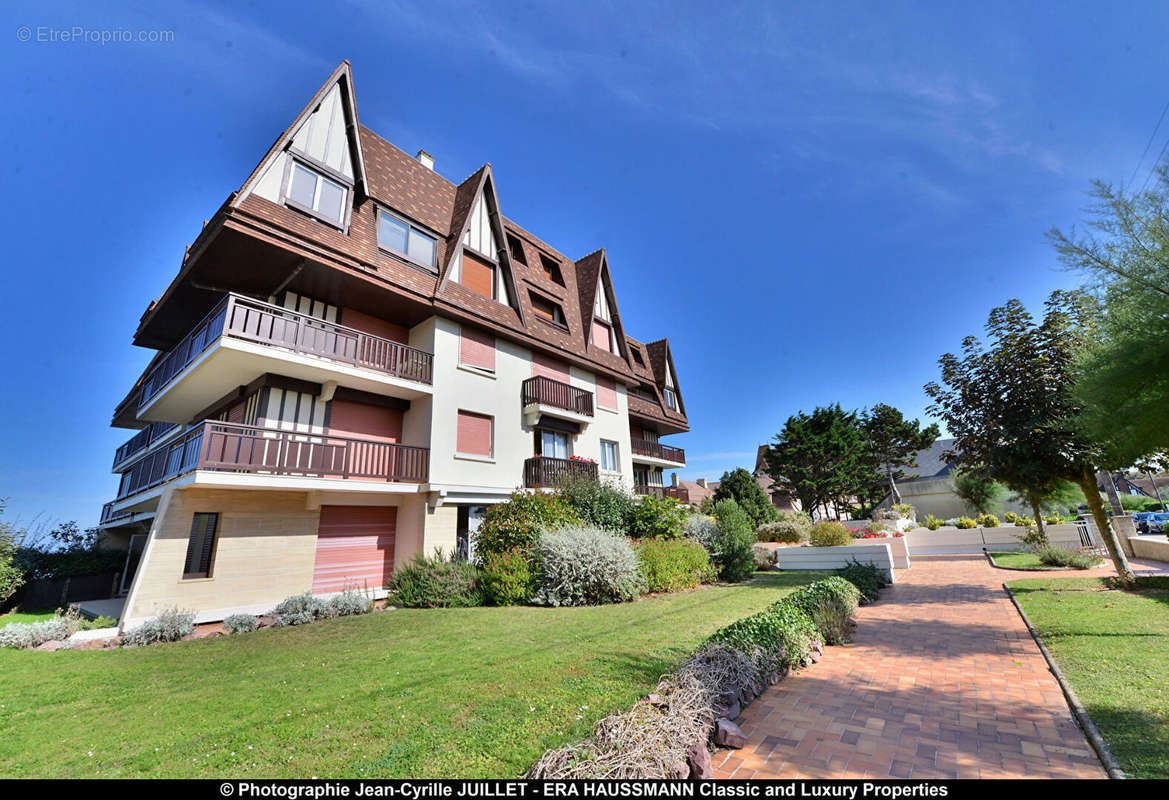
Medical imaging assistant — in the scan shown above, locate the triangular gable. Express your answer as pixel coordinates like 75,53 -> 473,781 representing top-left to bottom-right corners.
437,166 -> 523,320
236,61 -> 368,206
647,339 -> 686,417
576,249 -> 631,365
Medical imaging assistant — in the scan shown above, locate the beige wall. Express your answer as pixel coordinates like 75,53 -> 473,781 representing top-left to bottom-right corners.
421,503 -> 459,561
123,487 -> 321,626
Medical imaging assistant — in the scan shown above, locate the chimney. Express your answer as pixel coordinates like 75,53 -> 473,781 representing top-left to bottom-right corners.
696,478 -> 707,488
415,150 -> 435,171
671,473 -> 680,488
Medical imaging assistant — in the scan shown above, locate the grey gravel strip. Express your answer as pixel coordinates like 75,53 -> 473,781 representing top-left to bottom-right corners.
1002,582 -> 1127,780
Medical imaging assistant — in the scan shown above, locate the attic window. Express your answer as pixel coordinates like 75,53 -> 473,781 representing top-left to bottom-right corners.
286,161 -> 347,227
529,292 -> 566,328
506,234 -> 527,265
630,347 -> 645,367
378,209 -> 437,269
539,254 -> 564,285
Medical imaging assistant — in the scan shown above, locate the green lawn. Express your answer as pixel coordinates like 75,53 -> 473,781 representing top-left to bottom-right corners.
0,610 -> 57,627
988,551 -> 1064,570
1008,577 -> 1169,778
0,572 -> 824,778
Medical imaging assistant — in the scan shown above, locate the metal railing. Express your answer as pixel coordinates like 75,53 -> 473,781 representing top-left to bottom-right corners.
138,294 -> 434,409
521,376 -> 594,417
523,456 -> 598,488
112,421 -> 180,469
113,420 -> 429,501
630,439 -> 685,463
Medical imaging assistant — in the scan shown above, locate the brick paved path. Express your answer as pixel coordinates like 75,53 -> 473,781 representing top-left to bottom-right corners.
713,553 -> 1165,779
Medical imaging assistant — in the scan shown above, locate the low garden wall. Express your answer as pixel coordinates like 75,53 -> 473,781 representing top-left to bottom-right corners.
1130,535 -> 1169,563
904,523 -> 1095,554
773,542 -> 897,583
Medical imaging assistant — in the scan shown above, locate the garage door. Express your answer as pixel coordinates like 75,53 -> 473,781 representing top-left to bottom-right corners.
312,505 -> 396,594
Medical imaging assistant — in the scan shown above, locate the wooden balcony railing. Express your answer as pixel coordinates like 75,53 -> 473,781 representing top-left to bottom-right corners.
114,421 -> 429,501
521,376 -> 594,417
138,294 -> 434,409
523,456 -> 599,488
112,421 -> 180,469
634,484 -> 689,501
630,439 -> 685,464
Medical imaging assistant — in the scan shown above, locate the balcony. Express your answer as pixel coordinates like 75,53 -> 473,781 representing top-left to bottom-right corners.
112,421 -> 180,471
634,484 -> 689,502
136,294 -> 434,421
113,420 -> 429,503
521,376 -> 594,427
630,439 -> 686,467
523,456 -> 598,489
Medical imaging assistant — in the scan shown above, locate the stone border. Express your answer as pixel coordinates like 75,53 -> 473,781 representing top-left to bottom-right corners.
1002,582 -> 1126,780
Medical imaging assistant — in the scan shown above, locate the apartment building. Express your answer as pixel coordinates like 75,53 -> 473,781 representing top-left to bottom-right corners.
96,62 -> 689,628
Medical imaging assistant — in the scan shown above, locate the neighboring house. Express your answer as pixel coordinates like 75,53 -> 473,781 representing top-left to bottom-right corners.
751,445 -> 808,515
95,62 -> 689,628
669,475 -> 716,506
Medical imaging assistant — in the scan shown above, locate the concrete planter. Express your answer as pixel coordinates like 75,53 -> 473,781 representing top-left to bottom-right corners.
1131,534 -> 1169,563
904,523 -> 1096,555
773,542 -> 897,583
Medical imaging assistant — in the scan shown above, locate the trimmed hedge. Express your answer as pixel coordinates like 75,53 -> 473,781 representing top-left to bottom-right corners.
809,521 -> 851,547
635,538 -> 716,593
756,520 -> 807,544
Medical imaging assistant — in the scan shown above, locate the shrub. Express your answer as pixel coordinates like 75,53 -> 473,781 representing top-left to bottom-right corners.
80,615 -> 118,630
781,577 -> 861,645
473,491 -> 581,563
636,538 -> 716,593
222,614 -> 259,634
1035,544 -> 1103,569
835,558 -> 887,604
955,516 -> 977,529
0,617 -> 71,649
123,609 -> 195,646
809,521 -> 851,547
480,547 -> 534,606
977,513 -> 1000,528
629,495 -> 686,540
682,514 -> 718,551
386,553 -> 484,608
712,467 -> 781,528
709,601 -> 819,673
752,545 -> 776,572
329,589 -> 374,617
557,478 -> 633,532
1043,513 -> 1063,525
1014,515 -> 1035,527
756,520 -> 807,544
923,514 -> 943,530
891,503 -> 914,519
1003,511 -> 1020,524
272,592 -> 333,625
533,526 -> 644,606
710,499 -> 756,583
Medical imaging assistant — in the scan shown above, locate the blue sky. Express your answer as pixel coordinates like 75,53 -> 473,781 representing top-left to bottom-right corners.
1,0 -> 1166,528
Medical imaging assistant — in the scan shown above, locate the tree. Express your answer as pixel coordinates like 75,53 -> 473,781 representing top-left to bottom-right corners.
951,468 -> 1006,515
861,403 -> 940,505
712,467 -> 778,528
925,292 -> 1135,584
763,404 -> 872,519
0,500 -> 25,606
1048,169 -> 1169,465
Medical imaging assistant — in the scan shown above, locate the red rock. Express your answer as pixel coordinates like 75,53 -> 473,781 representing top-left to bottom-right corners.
714,718 -> 748,748
687,739 -> 713,778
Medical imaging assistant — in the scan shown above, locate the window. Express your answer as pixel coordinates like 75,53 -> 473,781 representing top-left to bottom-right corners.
456,410 -> 493,457
378,209 -> 437,268
600,440 -> 619,472
506,234 -> 527,265
630,346 -> 645,367
459,325 -> 496,371
664,387 -> 679,410
460,250 -> 496,299
596,376 -> 617,410
591,319 -> 613,352
539,253 -> 564,285
530,292 -> 566,327
539,429 -> 571,460
182,513 -> 219,579
286,162 -> 347,226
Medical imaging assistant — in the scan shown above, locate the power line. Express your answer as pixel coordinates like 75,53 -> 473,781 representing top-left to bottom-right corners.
1140,129 -> 1169,194
1129,97 -> 1169,187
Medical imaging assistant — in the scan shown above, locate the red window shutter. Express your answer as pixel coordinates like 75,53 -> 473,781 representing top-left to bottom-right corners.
456,411 -> 493,456
532,352 -> 570,382
591,320 -> 612,352
596,376 -> 617,410
461,251 -> 495,299
459,325 -> 496,371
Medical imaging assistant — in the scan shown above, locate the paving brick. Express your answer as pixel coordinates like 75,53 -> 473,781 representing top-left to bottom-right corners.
711,553 -> 1139,779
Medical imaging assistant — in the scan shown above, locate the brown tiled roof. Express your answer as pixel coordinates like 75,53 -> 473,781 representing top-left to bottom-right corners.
141,62 -> 687,429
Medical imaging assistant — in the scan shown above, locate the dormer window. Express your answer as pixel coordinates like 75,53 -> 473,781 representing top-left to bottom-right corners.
539,254 -> 564,285
507,234 -> 528,265
530,291 -> 567,328
378,209 -> 437,269
286,161 -> 347,227
664,387 -> 679,410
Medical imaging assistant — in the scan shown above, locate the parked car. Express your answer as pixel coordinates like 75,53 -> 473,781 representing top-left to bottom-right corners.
1134,511 -> 1157,534
1146,512 -> 1169,534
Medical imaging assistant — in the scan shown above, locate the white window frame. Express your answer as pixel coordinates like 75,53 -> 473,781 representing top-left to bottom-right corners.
282,157 -> 350,229
600,440 -> 620,473
377,207 -> 439,271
